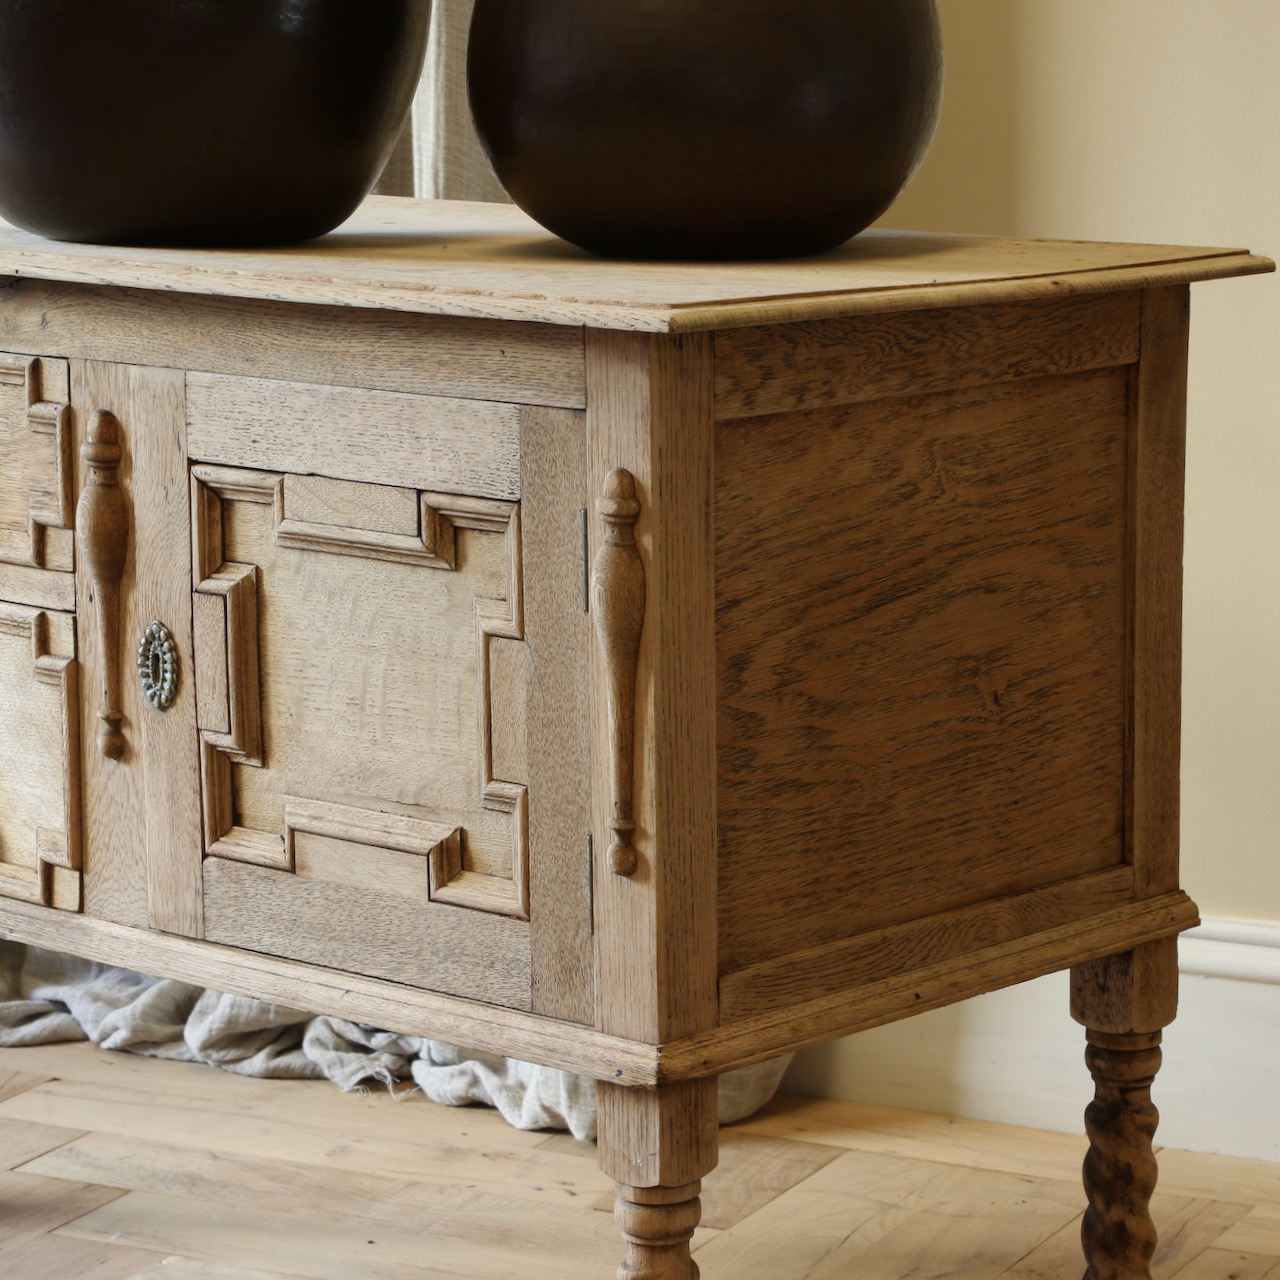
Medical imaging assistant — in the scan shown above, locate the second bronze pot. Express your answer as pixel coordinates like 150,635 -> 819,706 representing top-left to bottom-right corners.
468,0 -> 944,260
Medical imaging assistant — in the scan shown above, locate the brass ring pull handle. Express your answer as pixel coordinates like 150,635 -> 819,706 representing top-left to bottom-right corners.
138,621 -> 179,710
75,410 -> 129,759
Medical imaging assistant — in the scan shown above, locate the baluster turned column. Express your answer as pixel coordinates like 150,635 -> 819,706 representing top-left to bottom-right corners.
1071,937 -> 1179,1280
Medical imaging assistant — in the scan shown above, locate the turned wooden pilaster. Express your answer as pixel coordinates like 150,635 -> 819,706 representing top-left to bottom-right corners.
614,1181 -> 704,1280
75,410 -> 130,760
1081,1030 -> 1163,1280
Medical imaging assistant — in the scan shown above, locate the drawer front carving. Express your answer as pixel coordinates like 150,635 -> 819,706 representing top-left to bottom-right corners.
191,463 -> 532,922
0,352 -> 75,610
0,603 -> 82,910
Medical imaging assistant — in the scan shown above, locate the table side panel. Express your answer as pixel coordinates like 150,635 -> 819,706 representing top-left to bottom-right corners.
719,865 -> 1135,1021
715,356 -> 1134,977
714,291 -> 1142,421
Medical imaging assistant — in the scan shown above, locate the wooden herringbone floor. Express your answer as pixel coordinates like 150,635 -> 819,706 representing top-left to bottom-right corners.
0,1041 -> 1276,1279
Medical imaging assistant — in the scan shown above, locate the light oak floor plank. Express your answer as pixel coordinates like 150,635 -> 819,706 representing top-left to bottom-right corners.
0,1229 -> 168,1280
0,1168 -> 125,1246
126,1264 -> 322,1280
0,1115 -> 85,1170
0,1044 -> 1275,1280
0,1043 -> 547,1150
0,1079 -> 609,1207
1217,1208 -> 1280,1258
1004,1194 -> 1255,1280
1169,1248 -> 1280,1280
126,1259 -> 299,1280
59,1188 -> 625,1280
736,1093 -> 1092,1183
0,1064 -> 56,1103
1157,1151 -> 1280,1209
547,1126 -> 844,1229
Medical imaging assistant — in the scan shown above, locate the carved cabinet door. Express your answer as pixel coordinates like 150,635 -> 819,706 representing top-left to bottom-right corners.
0,352 -> 82,911
182,377 -> 594,1018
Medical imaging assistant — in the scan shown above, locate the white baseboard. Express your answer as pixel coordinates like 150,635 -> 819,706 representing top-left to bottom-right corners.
782,916 -> 1280,1163
1179,916 -> 1280,983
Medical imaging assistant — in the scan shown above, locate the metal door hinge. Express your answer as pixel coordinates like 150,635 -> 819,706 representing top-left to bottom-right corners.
586,830 -> 595,935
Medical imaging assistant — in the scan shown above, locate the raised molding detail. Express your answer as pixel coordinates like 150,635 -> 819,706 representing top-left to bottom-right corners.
190,463 -> 530,919
192,563 -> 262,766
591,468 -> 645,878
75,410 -> 129,760
0,353 -> 74,574
0,603 -> 82,910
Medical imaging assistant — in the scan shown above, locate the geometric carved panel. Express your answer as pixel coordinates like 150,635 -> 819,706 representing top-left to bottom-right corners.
190,463 -> 530,919
0,603 -> 82,910
0,353 -> 74,575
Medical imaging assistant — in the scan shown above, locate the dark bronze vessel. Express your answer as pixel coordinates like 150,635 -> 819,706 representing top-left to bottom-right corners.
0,0 -> 431,246
468,0 -> 943,260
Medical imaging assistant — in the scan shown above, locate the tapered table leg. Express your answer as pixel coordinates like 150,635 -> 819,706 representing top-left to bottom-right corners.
1071,937 -> 1179,1280
597,1078 -> 718,1280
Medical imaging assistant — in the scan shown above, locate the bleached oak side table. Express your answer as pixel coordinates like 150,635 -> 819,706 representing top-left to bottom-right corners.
0,198 -> 1269,1280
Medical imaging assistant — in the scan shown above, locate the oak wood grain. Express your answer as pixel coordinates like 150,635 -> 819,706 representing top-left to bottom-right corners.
591,467 -> 645,878
0,197 -> 1269,332
1081,1032 -> 1164,1280
715,291 -> 1142,420
0,603 -> 80,907
0,896 -> 656,1085
74,361 -> 206,933
520,406 -> 594,1024
1128,287 -> 1191,899
716,368 -> 1131,974
660,893 -> 1198,1084
75,411 -> 128,759
191,462 -> 530,922
201,858 -> 532,1011
0,276 -> 587,406
127,366 -> 204,938
0,560 -> 75,611
587,330 -> 718,1046
719,867 -> 1136,1021
0,352 -> 74,576
1071,937 -> 1180,1036
187,373 -> 524,500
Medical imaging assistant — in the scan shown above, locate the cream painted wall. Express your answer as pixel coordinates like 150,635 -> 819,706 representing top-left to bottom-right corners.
880,0 -> 1280,922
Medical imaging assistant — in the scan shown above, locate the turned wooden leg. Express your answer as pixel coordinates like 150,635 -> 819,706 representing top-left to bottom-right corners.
597,1078 -> 718,1280
1081,1030 -> 1163,1280
1071,938 -> 1178,1280
614,1181 -> 705,1280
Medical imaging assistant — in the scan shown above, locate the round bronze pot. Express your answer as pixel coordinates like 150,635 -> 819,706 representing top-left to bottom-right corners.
0,0 -> 431,246
468,0 -> 943,260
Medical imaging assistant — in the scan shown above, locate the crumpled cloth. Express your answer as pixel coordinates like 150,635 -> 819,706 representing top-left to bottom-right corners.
0,943 -> 790,1140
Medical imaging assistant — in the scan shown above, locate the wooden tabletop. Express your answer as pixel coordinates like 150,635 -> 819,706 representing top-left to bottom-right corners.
0,196 -> 1271,332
